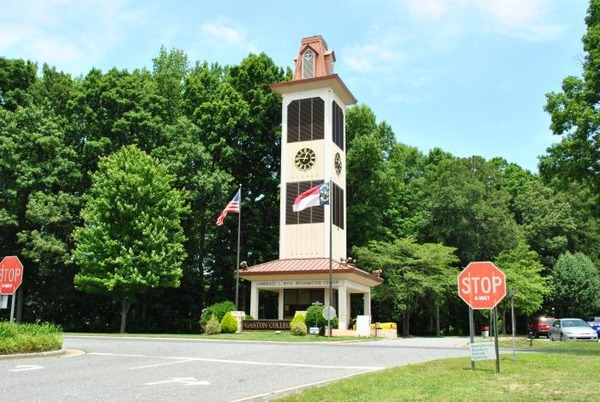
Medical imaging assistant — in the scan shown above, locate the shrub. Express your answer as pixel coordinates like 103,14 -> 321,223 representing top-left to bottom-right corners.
290,312 -> 305,327
204,314 -> 221,335
220,311 -> 238,333
290,321 -> 307,336
305,306 -> 326,328
305,306 -> 338,335
0,322 -> 63,355
200,301 -> 235,328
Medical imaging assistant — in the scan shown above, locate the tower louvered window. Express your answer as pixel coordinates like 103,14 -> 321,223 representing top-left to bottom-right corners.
332,101 -> 344,151
287,97 -> 324,143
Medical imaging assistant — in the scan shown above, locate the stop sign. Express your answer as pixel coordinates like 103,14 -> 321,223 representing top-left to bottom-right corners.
458,261 -> 506,309
0,256 -> 24,295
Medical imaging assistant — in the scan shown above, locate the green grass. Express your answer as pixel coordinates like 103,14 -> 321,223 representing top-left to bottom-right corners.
277,344 -> 600,401
0,322 -> 63,354
497,335 -> 600,353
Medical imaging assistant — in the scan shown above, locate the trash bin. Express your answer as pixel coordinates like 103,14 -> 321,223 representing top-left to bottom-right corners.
481,325 -> 490,338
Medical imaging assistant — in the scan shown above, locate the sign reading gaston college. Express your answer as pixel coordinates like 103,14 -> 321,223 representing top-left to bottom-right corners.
243,320 -> 290,331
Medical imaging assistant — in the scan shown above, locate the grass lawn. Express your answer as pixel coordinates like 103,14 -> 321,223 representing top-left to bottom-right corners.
276,337 -> 600,401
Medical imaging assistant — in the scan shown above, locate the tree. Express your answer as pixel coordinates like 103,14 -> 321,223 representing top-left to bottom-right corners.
548,251 -> 600,317
542,0 -> 600,195
353,238 -> 458,336
510,180 -> 576,269
541,0 -> 600,266
418,156 -> 521,265
494,243 -> 550,323
73,145 -> 188,333
346,105 -> 400,249
496,160 -> 577,269
0,57 -> 37,110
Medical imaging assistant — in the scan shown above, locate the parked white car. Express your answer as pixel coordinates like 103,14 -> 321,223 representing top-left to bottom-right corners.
548,318 -> 598,342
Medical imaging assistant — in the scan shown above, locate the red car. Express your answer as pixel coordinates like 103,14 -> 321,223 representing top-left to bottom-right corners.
529,316 -> 556,338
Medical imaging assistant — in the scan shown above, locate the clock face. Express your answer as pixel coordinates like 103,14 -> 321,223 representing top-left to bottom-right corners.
295,147 -> 316,171
334,152 -> 342,175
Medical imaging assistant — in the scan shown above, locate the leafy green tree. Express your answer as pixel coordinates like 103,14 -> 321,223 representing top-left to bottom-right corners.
353,238 -> 458,336
542,0 -> 600,195
183,53 -> 285,306
548,251 -> 600,317
152,116 -> 230,325
152,46 -> 189,124
0,57 -> 37,110
541,0 -> 600,266
494,243 -> 550,320
0,102 -> 84,324
384,142 -> 428,239
511,180 -> 576,269
73,145 -> 188,333
346,105 -> 400,248
418,156 -> 521,265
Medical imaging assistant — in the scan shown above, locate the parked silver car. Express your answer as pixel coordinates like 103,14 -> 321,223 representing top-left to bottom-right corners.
548,318 -> 599,342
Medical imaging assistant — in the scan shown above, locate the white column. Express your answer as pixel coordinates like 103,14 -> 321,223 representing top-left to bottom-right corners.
338,281 -> 348,330
250,282 -> 259,319
278,289 -> 285,320
363,290 -> 371,316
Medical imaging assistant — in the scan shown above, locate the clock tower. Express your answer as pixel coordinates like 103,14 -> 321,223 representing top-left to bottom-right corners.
271,35 -> 356,261
239,36 -> 383,333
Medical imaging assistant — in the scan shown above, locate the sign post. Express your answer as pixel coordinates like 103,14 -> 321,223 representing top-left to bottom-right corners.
0,256 -> 24,323
458,261 -> 506,373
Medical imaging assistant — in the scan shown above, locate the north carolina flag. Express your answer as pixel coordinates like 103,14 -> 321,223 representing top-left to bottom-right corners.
216,189 -> 241,226
293,183 -> 330,212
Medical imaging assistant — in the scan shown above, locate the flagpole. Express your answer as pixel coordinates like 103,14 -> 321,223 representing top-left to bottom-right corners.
235,184 -> 242,311
328,178 -> 333,337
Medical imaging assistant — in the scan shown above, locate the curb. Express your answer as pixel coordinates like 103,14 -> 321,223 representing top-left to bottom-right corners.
0,348 -> 84,361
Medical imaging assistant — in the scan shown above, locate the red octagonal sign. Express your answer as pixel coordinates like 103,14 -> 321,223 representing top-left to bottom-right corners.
458,261 -> 506,309
0,256 -> 24,295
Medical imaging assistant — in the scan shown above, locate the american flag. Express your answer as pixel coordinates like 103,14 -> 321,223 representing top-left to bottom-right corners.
216,189 -> 241,226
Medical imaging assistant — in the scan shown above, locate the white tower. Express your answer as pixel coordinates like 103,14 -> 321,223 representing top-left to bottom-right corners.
271,35 -> 357,262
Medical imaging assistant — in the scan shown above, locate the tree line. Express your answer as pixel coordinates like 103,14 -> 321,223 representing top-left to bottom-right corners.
2,0 -> 600,334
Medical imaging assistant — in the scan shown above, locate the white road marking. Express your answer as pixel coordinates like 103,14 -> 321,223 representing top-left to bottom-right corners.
144,377 -> 210,386
11,365 -> 43,372
87,352 -> 383,371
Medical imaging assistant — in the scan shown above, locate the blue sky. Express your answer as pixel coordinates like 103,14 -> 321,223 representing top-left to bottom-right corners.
0,0 -> 590,172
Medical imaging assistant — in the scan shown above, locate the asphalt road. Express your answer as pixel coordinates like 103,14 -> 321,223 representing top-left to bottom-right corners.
0,335 -> 471,402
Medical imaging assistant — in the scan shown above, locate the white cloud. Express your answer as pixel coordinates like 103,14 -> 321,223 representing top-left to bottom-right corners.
200,22 -> 245,46
475,0 -> 563,40
401,0 -> 459,21
399,0 -> 564,41
0,0 -> 150,73
342,28 -> 408,74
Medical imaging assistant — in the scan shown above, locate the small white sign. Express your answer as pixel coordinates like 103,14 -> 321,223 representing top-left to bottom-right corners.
470,342 -> 496,361
309,327 -> 319,335
356,315 -> 371,337
0,295 -> 8,309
